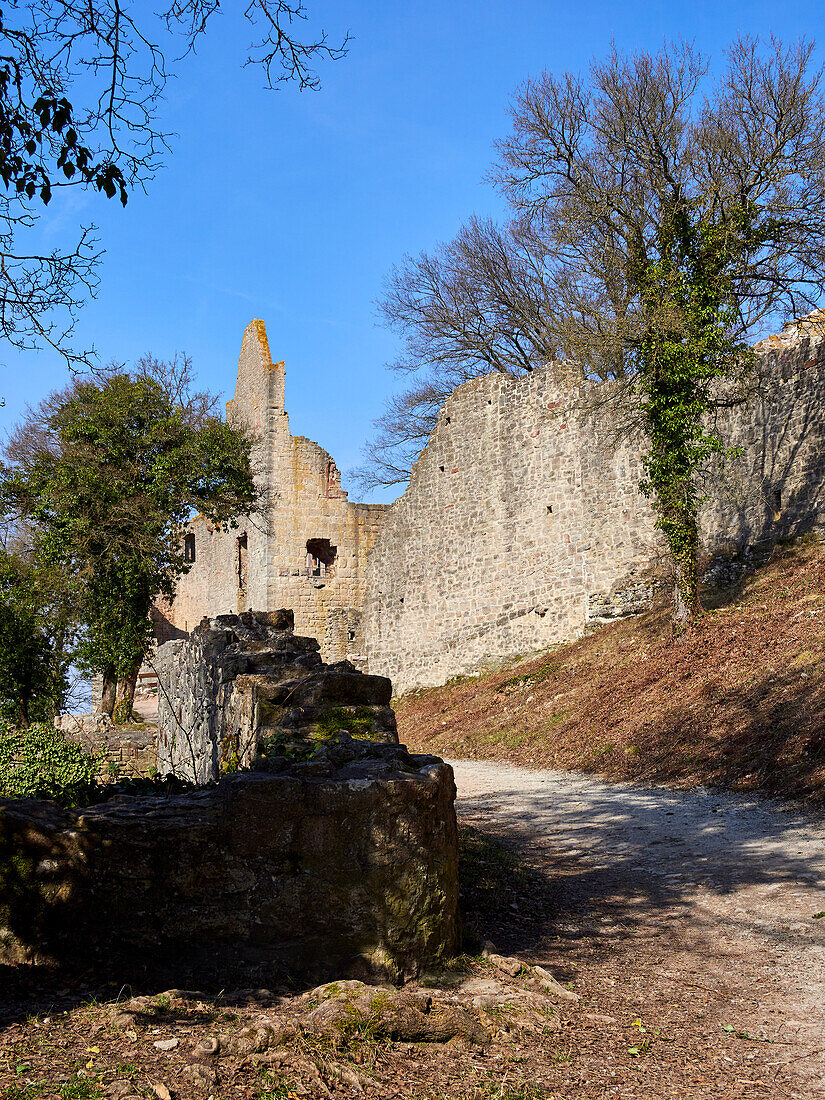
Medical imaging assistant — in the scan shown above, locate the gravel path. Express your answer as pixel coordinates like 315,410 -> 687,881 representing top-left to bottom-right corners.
451,759 -> 825,1095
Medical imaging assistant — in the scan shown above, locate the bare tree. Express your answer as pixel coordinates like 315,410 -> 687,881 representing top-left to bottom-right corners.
356,202 -> 636,492
355,380 -> 450,491
132,352 -> 220,427
0,1 -> 349,369
363,38 -> 825,621
495,37 -> 825,619
494,37 -> 825,360
354,216 -> 564,490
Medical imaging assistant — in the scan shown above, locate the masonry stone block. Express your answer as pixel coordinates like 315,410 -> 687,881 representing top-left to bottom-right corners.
156,610 -> 398,784
0,741 -> 459,986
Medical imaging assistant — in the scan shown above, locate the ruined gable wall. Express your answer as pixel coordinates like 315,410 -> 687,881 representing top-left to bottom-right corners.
166,321 -> 387,662
165,320 -> 278,631
263,428 -> 386,661
361,330 -> 825,693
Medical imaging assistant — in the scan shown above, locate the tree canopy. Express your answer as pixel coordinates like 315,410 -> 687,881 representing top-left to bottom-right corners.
1,360 -> 257,717
0,540 -> 72,725
363,37 -> 825,619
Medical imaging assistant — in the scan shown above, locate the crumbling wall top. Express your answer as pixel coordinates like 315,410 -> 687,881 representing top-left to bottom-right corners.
157,610 -> 398,783
226,317 -> 285,430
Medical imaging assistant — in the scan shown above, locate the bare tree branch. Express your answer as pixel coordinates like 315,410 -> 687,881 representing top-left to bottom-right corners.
0,1 -> 349,369
361,37 -> 825,491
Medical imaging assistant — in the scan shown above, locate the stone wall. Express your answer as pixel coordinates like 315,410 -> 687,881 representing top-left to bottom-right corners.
361,326 -> 825,691
361,369 -> 659,691
166,321 -> 386,663
54,714 -> 157,779
156,610 -> 397,784
161,315 -> 825,695
701,325 -> 825,552
0,743 -> 459,986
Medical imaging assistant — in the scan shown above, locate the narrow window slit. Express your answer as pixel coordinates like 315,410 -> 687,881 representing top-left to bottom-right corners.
236,533 -> 248,591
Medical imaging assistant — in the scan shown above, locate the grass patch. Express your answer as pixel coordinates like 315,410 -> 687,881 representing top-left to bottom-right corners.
481,729 -> 532,749
496,662 -> 560,694
6,1084 -> 52,1100
60,1078 -> 102,1100
311,706 -> 378,739
256,1071 -> 304,1099
545,707 -> 572,728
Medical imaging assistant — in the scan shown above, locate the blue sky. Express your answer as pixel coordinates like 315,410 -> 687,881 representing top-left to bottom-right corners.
1,0 -> 823,501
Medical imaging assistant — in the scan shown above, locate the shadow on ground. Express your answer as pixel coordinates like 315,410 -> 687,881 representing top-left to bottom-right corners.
455,769 -> 825,977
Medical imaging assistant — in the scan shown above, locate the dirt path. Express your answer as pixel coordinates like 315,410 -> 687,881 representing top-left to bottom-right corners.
452,759 -> 825,1097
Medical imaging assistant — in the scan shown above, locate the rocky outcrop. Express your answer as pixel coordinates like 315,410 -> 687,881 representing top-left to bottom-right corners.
0,739 -> 459,986
156,610 -> 397,783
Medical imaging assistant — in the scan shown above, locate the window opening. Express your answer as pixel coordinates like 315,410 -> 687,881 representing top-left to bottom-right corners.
306,538 -> 337,578
236,532 -> 248,590
184,532 -> 196,562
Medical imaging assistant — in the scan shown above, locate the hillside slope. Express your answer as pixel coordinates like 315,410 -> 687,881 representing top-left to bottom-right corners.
396,538 -> 825,804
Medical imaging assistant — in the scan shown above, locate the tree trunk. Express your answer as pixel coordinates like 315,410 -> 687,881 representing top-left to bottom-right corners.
672,570 -> 691,628
52,624 -> 69,716
113,660 -> 141,723
18,653 -> 32,728
671,527 -> 701,630
18,689 -> 30,729
99,666 -> 117,716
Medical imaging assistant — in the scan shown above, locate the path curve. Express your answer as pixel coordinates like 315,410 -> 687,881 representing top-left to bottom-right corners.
451,759 -> 825,1095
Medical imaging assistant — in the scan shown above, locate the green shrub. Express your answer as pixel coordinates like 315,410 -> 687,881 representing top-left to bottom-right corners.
0,722 -> 99,806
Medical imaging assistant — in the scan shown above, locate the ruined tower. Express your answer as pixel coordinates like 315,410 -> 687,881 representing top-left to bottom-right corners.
164,320 -> 387,662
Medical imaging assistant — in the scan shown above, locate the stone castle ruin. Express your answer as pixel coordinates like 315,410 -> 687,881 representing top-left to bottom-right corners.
159,320 -> 387,666
4,612 -> 460,984
9,314 -> 825,989
163,316 -> 825,692
156,609 -> 398,783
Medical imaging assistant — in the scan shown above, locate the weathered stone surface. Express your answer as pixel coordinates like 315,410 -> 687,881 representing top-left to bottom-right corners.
54,713 -> 157,779
0,740 -> 459,986
159,320 -> 386,666
156,610 -> 397,784
159,316 -> 825,694
362,328 -> 825,690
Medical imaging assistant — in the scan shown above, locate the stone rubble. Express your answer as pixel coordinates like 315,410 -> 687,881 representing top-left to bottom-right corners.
155,608 -> 397,783
0,736 -> 459,986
